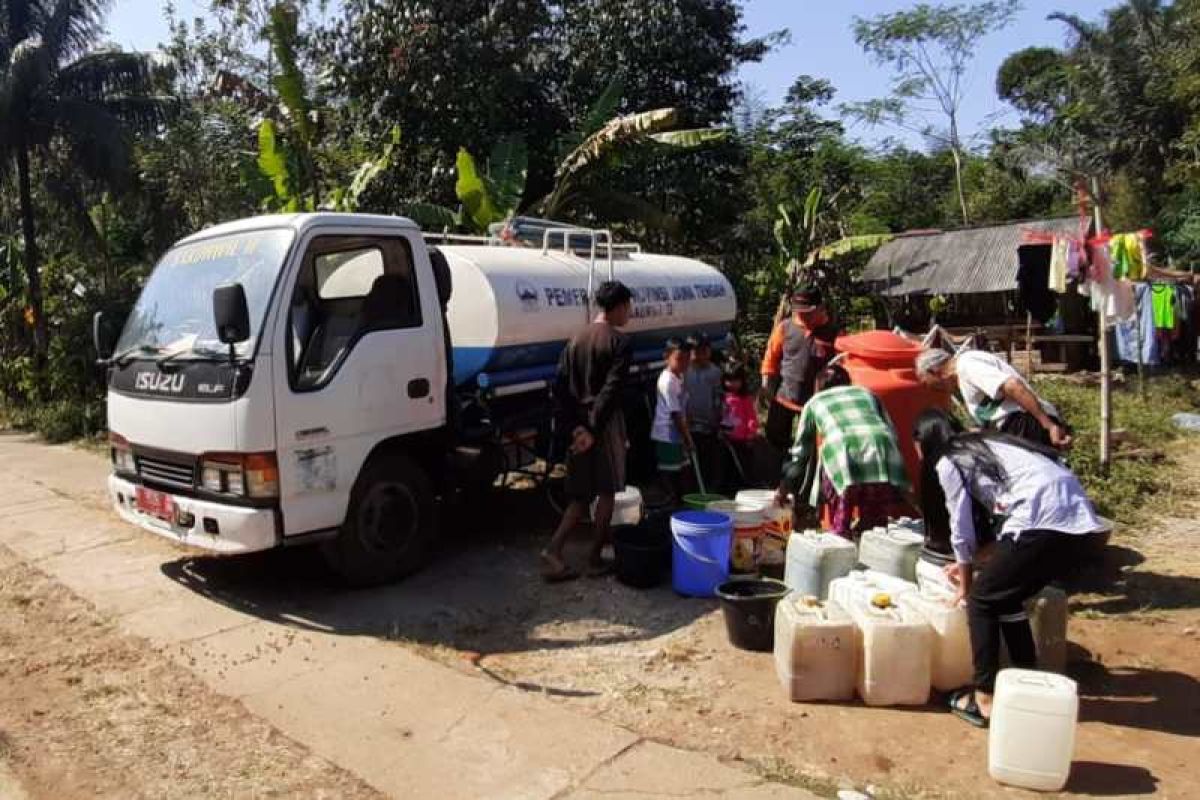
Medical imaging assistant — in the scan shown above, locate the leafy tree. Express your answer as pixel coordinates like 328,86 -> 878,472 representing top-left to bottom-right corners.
846,1 -> 1022,225
0,0 -> 174,391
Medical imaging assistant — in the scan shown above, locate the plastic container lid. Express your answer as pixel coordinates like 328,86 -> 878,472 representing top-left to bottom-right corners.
995,669 -> 1078,715
836,330 -> 923,368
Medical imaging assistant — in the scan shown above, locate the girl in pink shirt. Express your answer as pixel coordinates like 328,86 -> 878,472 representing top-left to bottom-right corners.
721,366 -> 759,443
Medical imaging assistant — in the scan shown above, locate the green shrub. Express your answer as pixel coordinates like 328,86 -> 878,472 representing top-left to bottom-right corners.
1036,374 -> 1200,523
5,399 -> 106,444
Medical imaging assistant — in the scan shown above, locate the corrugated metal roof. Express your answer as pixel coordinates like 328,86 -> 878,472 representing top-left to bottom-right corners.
860,218 -> 1081,296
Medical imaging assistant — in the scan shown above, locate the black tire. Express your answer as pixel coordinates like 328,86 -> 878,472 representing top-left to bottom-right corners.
322,453 -> 436,586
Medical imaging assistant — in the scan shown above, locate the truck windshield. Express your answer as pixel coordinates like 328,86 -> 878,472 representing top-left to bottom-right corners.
116,229 -> 294,359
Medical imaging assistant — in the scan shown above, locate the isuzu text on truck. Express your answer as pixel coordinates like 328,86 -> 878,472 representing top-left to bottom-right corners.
95,214 -> 735,584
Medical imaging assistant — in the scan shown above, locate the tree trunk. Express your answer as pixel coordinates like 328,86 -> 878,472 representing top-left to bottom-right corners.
948,114 -> 969,226
950,145 -> 969,226
15,140 -> 48,399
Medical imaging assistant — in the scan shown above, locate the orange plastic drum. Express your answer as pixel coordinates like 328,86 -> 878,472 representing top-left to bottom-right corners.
835,330 -> 950,492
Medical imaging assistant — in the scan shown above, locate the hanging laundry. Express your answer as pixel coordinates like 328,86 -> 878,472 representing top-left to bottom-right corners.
1084,244 -> 1136,323
1151,284 -> 1176,329
1065,239 -> 1086,281
1139,236 -> 1154,277
1110,233 -> 1146,281
1047,238 -> 1069,293
1114,283 -> 1160,366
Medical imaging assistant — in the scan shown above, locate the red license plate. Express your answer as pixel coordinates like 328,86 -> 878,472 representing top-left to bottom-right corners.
135,488 -> 176,521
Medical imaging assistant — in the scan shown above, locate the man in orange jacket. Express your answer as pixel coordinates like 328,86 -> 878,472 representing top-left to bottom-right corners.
760,285 -> 841,452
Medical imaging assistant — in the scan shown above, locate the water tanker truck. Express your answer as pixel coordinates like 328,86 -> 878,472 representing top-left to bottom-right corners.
95,213 -> 736,584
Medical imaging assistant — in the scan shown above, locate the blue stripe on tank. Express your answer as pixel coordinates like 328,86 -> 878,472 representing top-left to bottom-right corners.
452,321 -> 732,386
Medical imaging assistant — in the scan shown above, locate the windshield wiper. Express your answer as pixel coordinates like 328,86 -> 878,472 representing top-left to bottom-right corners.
158,345 -> 242,367
110,344 -> 161,368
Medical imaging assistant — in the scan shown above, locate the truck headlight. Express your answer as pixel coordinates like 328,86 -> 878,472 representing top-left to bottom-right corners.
110,432 -> 136,475
199,452 -> 279,499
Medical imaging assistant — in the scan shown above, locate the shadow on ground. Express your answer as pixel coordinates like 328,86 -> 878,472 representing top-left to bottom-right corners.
1067,544 -> 1200,614
1065,762 -> 1159,796
160,484 -> 713,658
1066,642 -> 1200,738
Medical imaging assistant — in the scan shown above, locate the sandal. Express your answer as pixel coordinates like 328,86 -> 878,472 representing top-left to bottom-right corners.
948,688 -> 989,729
540,553 -> 580,583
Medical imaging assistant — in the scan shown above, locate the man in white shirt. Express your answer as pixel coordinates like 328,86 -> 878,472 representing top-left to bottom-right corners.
915,348 -> 1073,449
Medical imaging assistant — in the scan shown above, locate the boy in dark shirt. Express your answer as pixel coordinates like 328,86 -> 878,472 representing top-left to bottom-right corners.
541,281 -> 634,581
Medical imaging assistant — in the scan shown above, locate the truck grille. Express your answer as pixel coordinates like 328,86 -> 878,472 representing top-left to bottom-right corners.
136,454 -> 196,490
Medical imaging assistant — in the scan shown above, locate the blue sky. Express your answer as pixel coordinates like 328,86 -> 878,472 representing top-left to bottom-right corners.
107,0 -> 1105,146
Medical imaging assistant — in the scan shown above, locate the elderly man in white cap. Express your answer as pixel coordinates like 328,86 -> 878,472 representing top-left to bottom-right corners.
915,348 -> 1073,449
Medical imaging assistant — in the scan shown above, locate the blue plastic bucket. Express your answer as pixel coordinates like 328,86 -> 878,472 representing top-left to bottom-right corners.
671,510 -> 733,597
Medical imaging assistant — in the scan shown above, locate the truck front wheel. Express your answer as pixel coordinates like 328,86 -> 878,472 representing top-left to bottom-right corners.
322,454 -> 435,586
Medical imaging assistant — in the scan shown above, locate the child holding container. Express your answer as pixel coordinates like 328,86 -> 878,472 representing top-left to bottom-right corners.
652,338 -> 695,505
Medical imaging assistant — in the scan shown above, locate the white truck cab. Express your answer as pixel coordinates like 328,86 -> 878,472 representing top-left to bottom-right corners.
99,213 -> 736,584
102,214 -> 450,583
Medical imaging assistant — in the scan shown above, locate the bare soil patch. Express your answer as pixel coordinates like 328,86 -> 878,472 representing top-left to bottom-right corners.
0,546 -> 382,800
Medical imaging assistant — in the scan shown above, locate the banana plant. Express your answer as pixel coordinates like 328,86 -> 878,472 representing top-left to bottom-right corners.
256,2 -> 321,212
452,76 -> 728,234
325,127 -> 403,213
454,135 -> 528,232
772,187 -> 826,324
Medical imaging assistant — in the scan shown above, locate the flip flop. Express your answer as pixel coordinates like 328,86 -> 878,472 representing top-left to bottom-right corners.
540,553 -> 580,583
948,688 -> 989,729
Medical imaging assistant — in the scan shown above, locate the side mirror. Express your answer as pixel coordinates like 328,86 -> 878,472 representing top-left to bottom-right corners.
213,283 -> 251,345
93,311 -> 115,361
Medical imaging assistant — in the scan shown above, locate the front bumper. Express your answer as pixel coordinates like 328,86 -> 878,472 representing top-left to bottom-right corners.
108,474 -> 279,554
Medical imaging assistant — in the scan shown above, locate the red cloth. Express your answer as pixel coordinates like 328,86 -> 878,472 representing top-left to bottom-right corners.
819,473 -> 911,539
721,393 -> 759,442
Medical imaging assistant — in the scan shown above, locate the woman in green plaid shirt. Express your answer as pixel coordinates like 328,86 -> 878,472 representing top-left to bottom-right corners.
777,365 -> 911,538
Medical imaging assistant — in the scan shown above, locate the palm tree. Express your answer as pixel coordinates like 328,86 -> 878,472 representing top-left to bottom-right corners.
0,0 -> 174,389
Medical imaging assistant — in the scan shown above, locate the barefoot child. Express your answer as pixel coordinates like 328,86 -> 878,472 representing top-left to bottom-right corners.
651,338 -> 695,504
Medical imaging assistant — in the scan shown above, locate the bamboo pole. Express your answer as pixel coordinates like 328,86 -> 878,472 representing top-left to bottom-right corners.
1092,177 -> 1111,471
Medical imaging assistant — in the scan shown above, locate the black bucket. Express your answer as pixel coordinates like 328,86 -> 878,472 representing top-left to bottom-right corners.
715,578 -> 790,651
920,545 -> 954,569
613,519 -> 670,589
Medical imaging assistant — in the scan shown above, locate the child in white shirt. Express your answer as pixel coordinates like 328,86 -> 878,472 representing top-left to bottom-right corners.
652,338 -> 695,503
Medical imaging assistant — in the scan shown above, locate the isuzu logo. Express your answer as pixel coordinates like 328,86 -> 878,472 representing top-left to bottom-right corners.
135,372 -> 186,393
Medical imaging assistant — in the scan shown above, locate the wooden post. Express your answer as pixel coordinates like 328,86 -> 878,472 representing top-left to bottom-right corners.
1024,311 -> 1034,377
1134,282 -> 1146,398
1092,177 -> 1111,470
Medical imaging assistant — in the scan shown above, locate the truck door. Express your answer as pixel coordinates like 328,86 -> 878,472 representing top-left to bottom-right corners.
273,231 -> 445,536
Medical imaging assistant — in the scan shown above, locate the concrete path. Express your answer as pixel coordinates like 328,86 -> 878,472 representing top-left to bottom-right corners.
0,434 -> 813,799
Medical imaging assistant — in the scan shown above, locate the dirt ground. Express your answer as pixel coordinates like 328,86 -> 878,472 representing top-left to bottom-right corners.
138,446 -> 1199,800
0,545 -> 382,799
423,444 -> 1200,798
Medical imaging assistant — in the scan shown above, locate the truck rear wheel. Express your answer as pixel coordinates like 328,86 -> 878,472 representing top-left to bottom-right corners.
322,454 -> 435,586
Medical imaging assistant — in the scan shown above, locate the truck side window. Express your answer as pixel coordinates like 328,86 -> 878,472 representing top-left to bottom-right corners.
290,236 -> 422,390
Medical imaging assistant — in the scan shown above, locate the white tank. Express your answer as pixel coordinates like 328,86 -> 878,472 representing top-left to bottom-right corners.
437,245 -> 736,387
